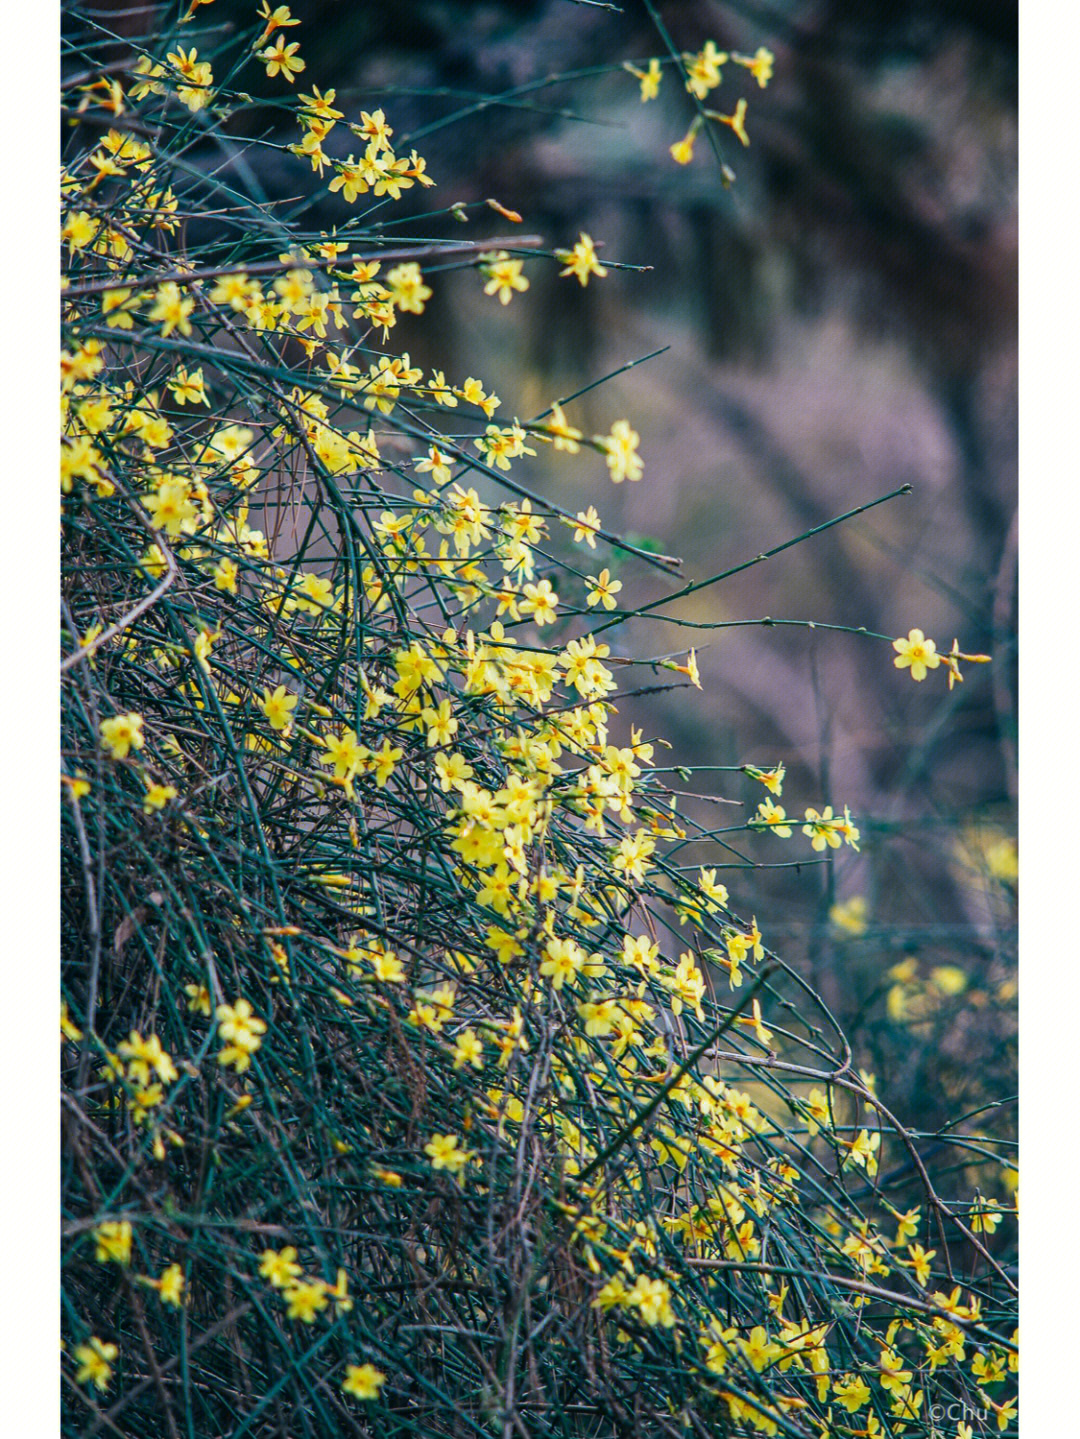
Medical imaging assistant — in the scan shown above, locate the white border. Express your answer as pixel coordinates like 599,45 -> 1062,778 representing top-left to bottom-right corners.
1018,4 -> 1077,1433
2,2 -> 61,1434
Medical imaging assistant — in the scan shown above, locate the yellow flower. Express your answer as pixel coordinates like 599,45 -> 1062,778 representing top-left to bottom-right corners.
216,998 -> 266,1043
100,713 -> 145,760
214,556 -> 239,593
746,762 -> 785,794
712,97 -> 750,147
63,210 -> 100,254
458,377 -> 500,415
753,798 -> 792,836
184,983 -> 211,1015
929,967 -> 969,1003
586,568 -> 622,610
284,1279 -> 329,1322
61,1001 -> 83,1042
101,286 -> 136,328
424,1132 -> 473,1177
371,1165 -> 403,1187
521,578 -> 559,626
877,1346 -> 912,1395
803,1087 -> 831,1136
118,1030 -> 178,1085
321,727 -> 368,780
63,770 -> 91,802
371,738 -> 403,787
167,366 -> 209,405
540,936 -> 587,990
903,1242 -> 935,1286
143,479 -> 199,537
734,997 -> 773,1047
740,1330 -> 787,1379
452,1029 -> 484,1070
571,505 -> 601,544
639,58 -> 662,101
156,1263 -> 186,1306
670,129 -> 696,164
386,261 -> 432,314
832,1373 -> 871,1412
342,1363 -> 386,1399
829,895 -> 868,935
259,35 -> 305,82
668,953 -> 705,1019
889,1203 -> 921,1245
802,805 -> 843,851
845,1128 -> 881,1175
626,1274 -> 675,1327
148,281 -> 195,338
575,998 -> 615,1037
941,636 -> 992,690
733,46 -> 775,88
371,948 -> 406,984
433,751 -> 473,792
664,649 -> 701,688
481,251 -> 529,305
422,699 -> 459,748
256,2 -> 301,42
990,1396 -> 1017,1430
556,233 -> 608,287
603,419 -> 642,482
215,998 -> 266,1071
612,829 -> 655,884
94,1220 -> 132,1266
684,40 -> 727,98
61,435 -> 110,496
74,1337 -> 118,1391
259,1246 -> 302,1288
143,780 -> 178,814
969,1196 -> 1004,1234
892,628 -> 941,681
259,684 -> 298,732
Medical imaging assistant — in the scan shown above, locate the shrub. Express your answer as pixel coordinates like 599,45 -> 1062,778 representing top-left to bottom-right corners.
61,5 -> 1017,1435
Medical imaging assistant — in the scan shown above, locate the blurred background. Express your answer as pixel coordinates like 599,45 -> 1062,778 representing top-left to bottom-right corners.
83,0 -> 1018,1141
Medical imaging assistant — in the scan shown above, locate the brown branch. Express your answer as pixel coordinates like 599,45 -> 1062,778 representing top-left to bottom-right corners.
63,236 -> 545,299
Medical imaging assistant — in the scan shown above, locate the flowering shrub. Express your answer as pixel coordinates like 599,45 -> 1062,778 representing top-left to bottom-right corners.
61,5 -> 1016,1436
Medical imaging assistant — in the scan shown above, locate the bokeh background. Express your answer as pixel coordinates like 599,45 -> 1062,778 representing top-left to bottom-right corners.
84,0 -> 1017,1138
